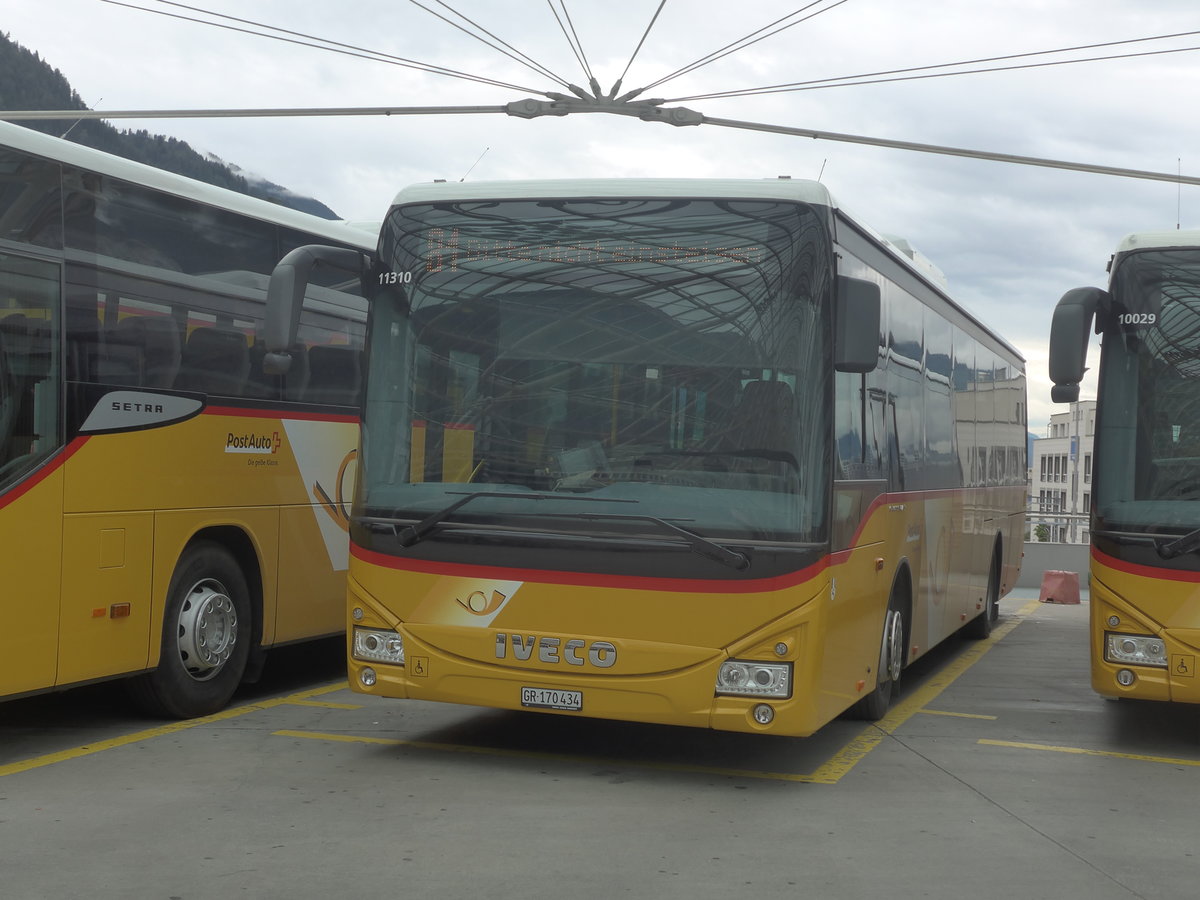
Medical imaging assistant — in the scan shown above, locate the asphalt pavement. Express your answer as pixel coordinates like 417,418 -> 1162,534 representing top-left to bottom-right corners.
2,586 -> 1198,900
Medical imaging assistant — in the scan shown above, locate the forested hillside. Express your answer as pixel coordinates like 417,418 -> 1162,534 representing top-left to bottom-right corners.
0,30 -> 339,219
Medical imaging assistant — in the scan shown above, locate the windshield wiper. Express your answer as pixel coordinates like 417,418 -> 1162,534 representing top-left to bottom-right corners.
567,512 -> 749,570
391,491 -> 636,548
641,448 -> 799,470
1093,526 -> 1200,560
1157,527 -> 1200,560
376,492 -> 748,569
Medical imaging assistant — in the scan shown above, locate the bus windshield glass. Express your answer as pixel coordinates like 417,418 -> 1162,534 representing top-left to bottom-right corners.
1096,248 -> 1200,533
362,196 -> 833,544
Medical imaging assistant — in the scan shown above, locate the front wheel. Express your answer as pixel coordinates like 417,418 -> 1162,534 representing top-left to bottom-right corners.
128,541 -> 252,718
847,600 -> 906,721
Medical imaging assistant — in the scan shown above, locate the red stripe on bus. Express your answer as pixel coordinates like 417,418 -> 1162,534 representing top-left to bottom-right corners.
1093,546 -> 1200,584
351,543 -> 829,594
204,406 -> 359,424
841,485 -> 1026,549
0,436 -> 89,510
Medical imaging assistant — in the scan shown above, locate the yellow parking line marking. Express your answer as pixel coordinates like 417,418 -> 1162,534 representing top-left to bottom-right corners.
806,599 -> 1040,783
919,709 -> 998,720
286,699 -> 364,710
980,739 -> 1200,767
0,681 -> 349,778
271,729 -> 832,783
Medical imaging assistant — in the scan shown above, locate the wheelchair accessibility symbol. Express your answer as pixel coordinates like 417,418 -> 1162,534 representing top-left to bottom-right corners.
1172,654 -> 1195,678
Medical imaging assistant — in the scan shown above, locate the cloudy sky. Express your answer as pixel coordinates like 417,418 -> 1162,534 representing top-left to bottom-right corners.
5,0 -> 1199,432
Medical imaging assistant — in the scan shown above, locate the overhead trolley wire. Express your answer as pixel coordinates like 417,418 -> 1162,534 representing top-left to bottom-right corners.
547,1 -> 596,87
637,0 -> 852,95
16,0 -> 1192,191
11,97 -> 1199,187
103,0 -> 548,96
407,0 -> 574,89
665,28 -> 1200,102
616,0 -> 667,88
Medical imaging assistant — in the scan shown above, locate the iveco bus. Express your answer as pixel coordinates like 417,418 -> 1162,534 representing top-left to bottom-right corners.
267,178 -> 1027,736
1050,229 -> 1200,704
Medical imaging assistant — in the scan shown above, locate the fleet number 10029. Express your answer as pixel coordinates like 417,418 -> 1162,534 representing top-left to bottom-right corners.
1118,313 -> 1156,326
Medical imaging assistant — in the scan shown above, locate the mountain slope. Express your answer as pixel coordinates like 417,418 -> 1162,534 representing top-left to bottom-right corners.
0,30 -> 339,219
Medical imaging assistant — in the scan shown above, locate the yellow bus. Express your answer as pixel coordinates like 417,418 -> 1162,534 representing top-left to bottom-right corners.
1050,229 -> 1200,704
268,178 -> 1027,736
0,121 -> 373,717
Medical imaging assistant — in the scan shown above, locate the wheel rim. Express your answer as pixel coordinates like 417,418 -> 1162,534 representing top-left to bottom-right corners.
176,578 -> 239,681
884,609 -> 904,683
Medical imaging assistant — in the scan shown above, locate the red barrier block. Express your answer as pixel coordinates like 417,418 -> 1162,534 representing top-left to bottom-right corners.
1039,569 -> 1081,604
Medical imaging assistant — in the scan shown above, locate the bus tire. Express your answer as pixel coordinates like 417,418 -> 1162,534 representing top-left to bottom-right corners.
964,543 -> 1002,640
128,541 -> 251,718
848,593 -> 906,721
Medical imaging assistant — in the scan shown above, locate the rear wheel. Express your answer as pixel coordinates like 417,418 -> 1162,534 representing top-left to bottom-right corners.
128,541 -> 251,718
848,595 -> 906,720
964,544 -> 1002,640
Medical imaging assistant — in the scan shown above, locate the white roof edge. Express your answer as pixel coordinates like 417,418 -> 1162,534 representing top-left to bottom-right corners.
1116,229 -> 1200,253
0,120 -> 374,247
391,177 -> 836,207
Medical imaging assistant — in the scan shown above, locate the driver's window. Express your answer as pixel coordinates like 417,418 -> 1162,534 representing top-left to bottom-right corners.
0,254 -> 62,487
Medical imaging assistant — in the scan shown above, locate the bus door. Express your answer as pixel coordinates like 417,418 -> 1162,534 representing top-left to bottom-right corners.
57,277 -> 168,685
832,379 -> 888,550
0,253 -> 64,696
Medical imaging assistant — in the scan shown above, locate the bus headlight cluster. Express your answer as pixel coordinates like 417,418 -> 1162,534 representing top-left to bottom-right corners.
1104,632 -> 1167,668
352,627 -> 406,665
716,660 -> 792,698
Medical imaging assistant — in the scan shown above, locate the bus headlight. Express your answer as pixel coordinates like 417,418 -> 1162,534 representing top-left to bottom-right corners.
716,660 -> 792,698
1104,633 -> 1167,668
353,627 -> 406,665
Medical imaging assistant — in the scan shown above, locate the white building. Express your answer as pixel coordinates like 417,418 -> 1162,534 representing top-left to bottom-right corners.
1029,400 -> 1095,544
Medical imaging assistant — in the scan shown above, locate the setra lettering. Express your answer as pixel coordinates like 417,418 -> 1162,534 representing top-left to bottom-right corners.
112,401 -> 165,413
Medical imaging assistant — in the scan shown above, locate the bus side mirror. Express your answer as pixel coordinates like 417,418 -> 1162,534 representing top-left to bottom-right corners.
1048,286 -> 1108,403
834,275 -> 881,373
264,245 -> 369,374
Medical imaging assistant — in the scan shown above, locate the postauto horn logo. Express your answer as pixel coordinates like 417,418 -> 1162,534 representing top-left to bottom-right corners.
224,430 -> 282,454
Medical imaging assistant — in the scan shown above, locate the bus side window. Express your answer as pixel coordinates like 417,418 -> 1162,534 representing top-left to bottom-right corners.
175,326 -> 249,397
0,310 -> 59,466
65,308 -> 104,384
108,316 -> 182,389
0,320 -> 18,456
305,345 -> 361,406
283,344 -> 311,401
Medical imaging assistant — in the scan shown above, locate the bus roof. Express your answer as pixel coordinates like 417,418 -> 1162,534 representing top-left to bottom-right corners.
1116,229 -> 1200,253
0,120 -> 374,249
389,176 -> 1023,361
390,176 -> 949,292
391,177 -> 836,208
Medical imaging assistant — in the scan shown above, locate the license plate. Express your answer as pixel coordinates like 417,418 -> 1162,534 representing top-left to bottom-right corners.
521,686 -> 583,711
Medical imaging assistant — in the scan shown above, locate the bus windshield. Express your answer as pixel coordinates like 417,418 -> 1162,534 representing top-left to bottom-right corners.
361,196 -> 833,545
1095,248 -> 1200,533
